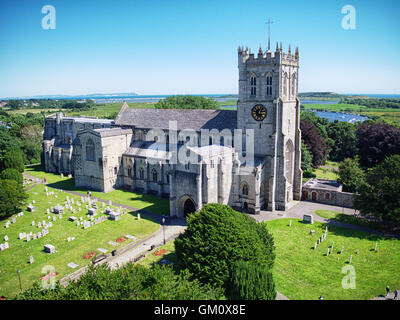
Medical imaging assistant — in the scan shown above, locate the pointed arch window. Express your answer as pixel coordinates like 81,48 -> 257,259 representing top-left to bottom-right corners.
291,73 -> 297,97
250,75 -> 257,96
266,74 -> 273,97
139,168 -> 144,179
86,138 -> 95,161
152,168 -> 158,182
242,182 -> 249,196
283,73 -> 288,97
285,139 -> 294,183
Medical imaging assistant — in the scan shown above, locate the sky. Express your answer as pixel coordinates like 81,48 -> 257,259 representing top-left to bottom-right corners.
0,0 -> 399,98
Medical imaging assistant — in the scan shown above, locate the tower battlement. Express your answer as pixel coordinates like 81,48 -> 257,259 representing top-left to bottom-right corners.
238,43 -> 299,66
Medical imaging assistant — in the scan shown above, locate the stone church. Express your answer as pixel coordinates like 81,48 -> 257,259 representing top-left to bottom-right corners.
43,42 -> 302,217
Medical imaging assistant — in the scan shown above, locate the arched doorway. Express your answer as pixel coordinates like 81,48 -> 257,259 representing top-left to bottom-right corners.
312,192 -> 317,201
183,198 -> 196,218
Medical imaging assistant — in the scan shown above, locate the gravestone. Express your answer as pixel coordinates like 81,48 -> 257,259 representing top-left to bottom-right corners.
109,211 -> 121,221
44,244 -> 55,254
137,213 -> 141,221
67,262 -> 78,269
4,235 -> 8,241
29,256 -> 34,264
32,221 -> 35,226
69,216 -> 77,222
349,255 -> 352,264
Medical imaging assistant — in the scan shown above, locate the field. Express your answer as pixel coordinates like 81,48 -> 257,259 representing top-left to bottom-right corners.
265,218 -> 400,300
0,183 -> 160,299
25,165 -> 170,216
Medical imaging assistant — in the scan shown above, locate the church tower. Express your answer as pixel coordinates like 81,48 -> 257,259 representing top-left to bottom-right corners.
237,43 -> 302,211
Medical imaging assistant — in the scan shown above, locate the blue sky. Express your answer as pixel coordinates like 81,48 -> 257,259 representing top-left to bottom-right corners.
0,0 -> 399,97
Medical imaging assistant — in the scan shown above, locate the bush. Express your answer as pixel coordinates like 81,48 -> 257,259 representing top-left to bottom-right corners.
227,260 -> 276,300
174,204 -> 275,290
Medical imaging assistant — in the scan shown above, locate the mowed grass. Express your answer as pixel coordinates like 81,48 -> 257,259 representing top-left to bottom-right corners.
0,183 -> 160,299
313,167 -> 339,180
314,210 -> 381,230
136,240 -> 177,267
265,218 -> 400,300
24,165 -> 170,216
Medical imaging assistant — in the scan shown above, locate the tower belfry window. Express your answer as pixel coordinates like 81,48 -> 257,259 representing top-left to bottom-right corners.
266,74 -> 273,97
250,75 -> 257,96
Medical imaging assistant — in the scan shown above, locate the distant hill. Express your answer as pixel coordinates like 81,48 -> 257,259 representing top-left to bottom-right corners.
298,92 -> 345,99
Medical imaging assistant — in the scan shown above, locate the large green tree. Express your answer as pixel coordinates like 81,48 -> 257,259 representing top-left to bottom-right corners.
327,120 -> 358,161
0,168 -> 23,185
301,142 -> 315,178
16,263 -> 224,300
0,149 -> 25,172
0,179 -> 27,219
354,155 -> 400,226
337,157 -> 366,193
174,204 -> 275,290
154,95 -> 219,109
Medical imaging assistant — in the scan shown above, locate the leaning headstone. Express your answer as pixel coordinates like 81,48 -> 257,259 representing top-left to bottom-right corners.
349,255 -> 352,264
374,242 -> 378,251
302,214 -> 313,224
327,248 -> 330,256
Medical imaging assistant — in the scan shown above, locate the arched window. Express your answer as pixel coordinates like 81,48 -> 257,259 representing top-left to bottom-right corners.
136,130 -> 144,141
325,193 -> 330,200
284,140 -> 294,183
250,75 -> 257,96
152,168 -> 158,182
266,74 -> 273,97
139,168 -> 144,179
283,73 -> 288,97
291,73 -> 296,97
86,139 -> 95,161
242,182 -> 249,196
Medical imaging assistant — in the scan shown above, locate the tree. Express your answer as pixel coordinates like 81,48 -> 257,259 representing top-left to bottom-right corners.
154,95 -> 219,109
0,179 -> 27,219
354,155 -> 400,227
337,157 -> 365,193
356,121 -> 400,168
300,120 -> 329,168
174,204 -> 275,290
16,263 -> 224,300
227,260 -> 276,300
301,142 -> 315,178
0,149 -> 24,172
327,120 -> 358,161
0,168 -> 23,185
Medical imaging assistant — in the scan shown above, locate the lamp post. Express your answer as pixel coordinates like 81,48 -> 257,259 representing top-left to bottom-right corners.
17,269 -> 22,293
162,216 -> 166,244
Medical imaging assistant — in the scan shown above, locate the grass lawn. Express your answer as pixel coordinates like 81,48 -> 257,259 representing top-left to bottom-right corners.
24,165 -> 170,216
265,218 -> 400,300
0,184 -> 160,299
314,210 -> 381,230
136,240 -> 177,267
313,167 -> 339,180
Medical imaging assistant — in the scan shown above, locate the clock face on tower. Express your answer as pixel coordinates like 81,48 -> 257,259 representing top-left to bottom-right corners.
251,104 -> 267,121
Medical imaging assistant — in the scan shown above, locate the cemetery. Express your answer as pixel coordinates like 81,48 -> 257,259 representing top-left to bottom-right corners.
0,183 -> 160,298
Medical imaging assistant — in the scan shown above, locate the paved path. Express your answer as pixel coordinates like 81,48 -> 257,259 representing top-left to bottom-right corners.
108,219 -> 186,268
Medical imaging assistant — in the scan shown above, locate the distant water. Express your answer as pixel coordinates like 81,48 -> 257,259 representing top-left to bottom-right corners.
92,94 -> 233,104
314,111 -> 367,123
